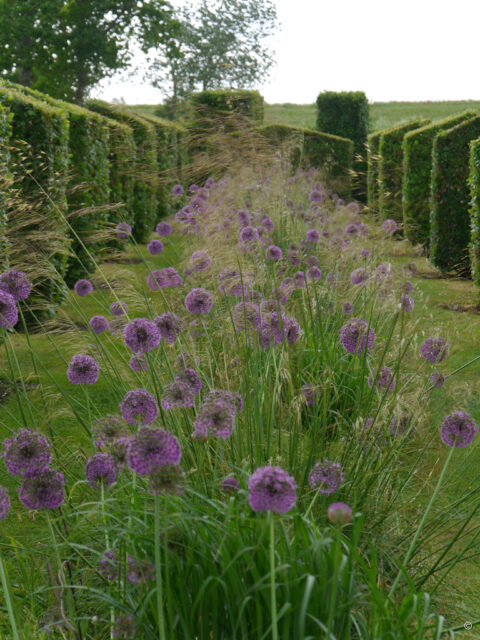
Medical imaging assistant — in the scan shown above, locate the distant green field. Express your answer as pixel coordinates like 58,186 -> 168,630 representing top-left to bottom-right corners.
132,100 -> 480,133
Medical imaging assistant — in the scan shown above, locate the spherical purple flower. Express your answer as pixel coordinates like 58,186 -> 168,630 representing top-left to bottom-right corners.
307,266 -> 322,281
147,239 -> 164,255
176,368 -> 202,394
261,216 -> 274,232
344,223 -> 359,238
147,267 -> 182,290
161,379 -> 195,410
0,270 -> 31,301
110,301 -> 128,316
309,459 -> 345,494
172,183 -> 184,196
156,221 -> 172,236
92,415 -> 129,449
430,372 -> 445,388
74,279 -> 93,297
440,411 -> 478,448
89,315 -> 109,335
340,318 -> 375,356
185,288 -> 213,314
116,222 -> 132,239
111,437 -> 131,468
347,201 -> 360,215
155,313 -> 183,343
382,219 -> 398,235
420,337 -> 449,364
239,226 -> 259,243
189,184 -> 199,193
85,453 -> 117,489
350,268 -> 369,285
0,486 -> 10,520
237,209 -> 250,227
2,428 -> 52,476
127,426 -> 181,475
129,354 -> 148,372
283,315 -> 301,345
67,354 -> 100,385
147,464 -> 184,496
294,271 -> 306,289
306,229 -> 320,243
368,366 -> 395,393
400,294 -> 414,312
361,249 -> 371,258
287,248 -> 301,267
221,477 -> 240,493
123,318 -> 160,354
19,467 -> 65,510
309,189 -> 324,203
327,502 -> 352,524
205,177 -> 216,188
0,290 -> 18,329
120,389 -> 158,426
342,302 -> 354,315
190,250 -> 211,272
266,245 -> 282,261
248,465 -> 297,514
193,393 -> 236,440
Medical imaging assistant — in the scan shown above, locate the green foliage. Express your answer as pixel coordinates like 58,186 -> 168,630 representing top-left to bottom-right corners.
430,116 -> 480,274
191,89 -> 264,128
86,100 -> 158,243
103,118 -> 136,231
468,138 -> 480,287
377,120 -> 430,223
366,131 -> 381,211
402,111 -> 476,247
0,102 -> 11,270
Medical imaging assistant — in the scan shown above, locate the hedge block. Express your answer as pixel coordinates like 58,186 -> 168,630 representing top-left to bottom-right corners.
402,110 -> 476,247
430,116 -> 480,274
469,137 -> 480,287
190,90 -> 264,129
377,119 -> 430,223
0,102 -> 11,271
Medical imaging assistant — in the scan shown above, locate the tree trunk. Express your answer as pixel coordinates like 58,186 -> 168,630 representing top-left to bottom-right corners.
73,70 -> 88,105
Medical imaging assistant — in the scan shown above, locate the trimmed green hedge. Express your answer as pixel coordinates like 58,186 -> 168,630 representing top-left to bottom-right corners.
377,119 -> 430,223
402,110 -> 476,247
258,124 -> 353,196
0,85 -> 70,308
86,100 -> 157,243
190,90 -> 264,128
469,137 -> 480,287
366,131 -> 382,212
0,102 -> 11,270
430,116 -> 480,274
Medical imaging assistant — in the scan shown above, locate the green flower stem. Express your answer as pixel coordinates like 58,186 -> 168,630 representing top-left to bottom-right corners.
0,552 -> 20,640
269,512 -> 278,640
155,497 -> 167,640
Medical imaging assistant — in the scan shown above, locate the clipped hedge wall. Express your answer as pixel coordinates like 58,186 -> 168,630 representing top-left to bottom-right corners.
0,85 -> 70,308
258,124 -> 353,196
190,90 -> 264,128
469,137 -> 480,287
366,131 -> 382,211
402,110 -> 476,247
0,102 -> 11,270
430,116 -> 480,274
86,100 -> 157,243
377,119 -> 430,223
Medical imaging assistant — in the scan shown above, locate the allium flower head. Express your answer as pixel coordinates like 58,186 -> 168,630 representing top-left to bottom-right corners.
67,354 -> 100,384
266,245 -> 282,261
148,464 -> 184,496
172,183 -> 184,196
239,226 -> 259,243
350,267 -> 369,285
0,290 -> 18,329
347,201 -> 360,215
306,228 -> 320,243
309,459 -> 345,494
116,222 -> 132,239
294,271 -> 306,289
400,293 -> 414,312
0,270 -> 31,301
185,287 -> 213,314
309,189 -> 324,203
368,366 -> 396,393
89,315 -> 109,334
261,216 -> 274,232
345,223 -> 360,238
382,219 -> 398,235
127,426 -> 181,475
361,248 -> 371,258
111,437 -> 131,468
92,415 -> 129,449
440,411 -> 478,448
248,465 -> 297,514
420,337 -> 449,363
120,389 -> 158,425
176,368 -> 202,394
307,266 -> 322,281
0,486 -> 10,520
193,392 -> 236,439
328,502 -> 352,524
129,354 -> 148,372
340,318 -> 375,356
74,279 -> 93,297
110,301 -> 128,316
85,453 -> 117,489
190,250 -> 211,272
123,318 -> 160,354
161,379 -> 195,410
156,221 -> 172,236
430,372 -> 445,388
287,248 -> 301,266
221,477 -> 240,493
155,313 -> 183,343
147,239 -> 164,255
19,467 -> 65,510
3,428 -> 52,476
147,267 -> 182,290
342,302 -> 354,315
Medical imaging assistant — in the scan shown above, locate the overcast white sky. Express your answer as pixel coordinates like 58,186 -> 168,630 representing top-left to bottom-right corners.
94,0 -> 480,105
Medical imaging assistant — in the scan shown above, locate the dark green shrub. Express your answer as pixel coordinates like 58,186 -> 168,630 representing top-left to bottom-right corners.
190,89 -> 264,129
0,85 -> 70,310
468,137 -> 480,287
366,131 -> 382,211
86,100 -> 157,243
0,102 -> 11,270
402,111 -> 476,247
377,119 -> 430,223
258,124 -> 353,196
430,116 -> 480,274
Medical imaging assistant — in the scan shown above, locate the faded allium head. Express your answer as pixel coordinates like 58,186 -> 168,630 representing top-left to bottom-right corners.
155,313 -> 183,343
361,249 -> 371,258
172,183 -> 184,196
123,318 -> 160,354
248,465 -> 297,514
340,318 -> 375,356
430,372 -> 445,388
266,245 -> 282,261
148,464 -> 184,496
382,219 -> 398,235
74,279 -> 93,297
307,266 -> 322,281
400,293 -> 414,312
309,189 -> 324,203
19,467 -> 65,510
347,201 -> 360,215
185,288 -> 213,314
129,354 -> 148,372
92,415 -> 129,449
116,222 -> 132,239
147,239 -> 164,255
127,426 -> 181,475
0,486 -> 10,520
156,221 -> 172,236
350,267 -> 369,286
67,354 -> 100,385
420,337 -> 449,363
309,459 -> 345,494
306,228 -> 320,243
221,477 -> 240,493
190,250 -> 211,272
345,223 -> 360,238
3,428 -> 52,476
261,216 -> 274,232
440,411 -> 478,448
85,453 -> 117,489
0,270 -> 31,301
0,290 -> 18,329
342,302 -> 354,315
89,315 -> 109,334
176,368 -> 202,395
147,267 -> 182,290
161,379 -> 195,410
193,391 -> 236,440
120,389 -> 158,426
110,301 -> 128,316
368,366 -> 395,393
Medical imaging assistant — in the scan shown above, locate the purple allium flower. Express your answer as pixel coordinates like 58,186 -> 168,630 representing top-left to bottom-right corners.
375,264 -> 393,284
0,486 -> 9,520
154,313 -> 183,343
440,411 -> 478,448
239,226 -> 259,243
402,280 -> 414,294
294,271 -> 306,289
123,318 -> 160,354
205,177 -> 216,188
309,459 -> 345,494
248,465 -> 297,514
116,222 -> 132,239
110,301 -> 128,316
85,453 -> 117,489
0,290 -> 18,329
266,245 -> 282,261
189,184 -> 199,193
0,270 -> 31,301
340,318 -> 375,356
287,248 -> 301,267
127,426 -> 181,475
218,267 -> 248,297
309,189 -> 324,203
368,366 -> 395,393
190,250 -> 211,272
306,229 -> 320,243
89,315 -> 109,334
283,315 -> 301,344
193,392 -> 236,440
382,219 -> 398,235
361,249 -> 371,258
98,550 -> 118,581
126,555 -> 155,584
161,380 -> 195,410
112,614 -> 137,639
261,216 -> 274,232
19,467 -> 65,510
147,464 -> 184,496
237,209 -> 250,227
74,279 -> 93,297
176,368 -> 202,394
430,372 -> 445,388
92,415 -> 129,449
420,337 -> 450,364
327,502 -> 352,524
185,288 -> 213,314
350,267 -> 369,285
307,266 -> 322,281
347,201 -> 360,215
2,428 -> 52,476
342,302 -> 354,315
147,267 -> 182,290
129,354 -> 148,372
300,383 -> 319,406
344,223 -> 360,238
156,221 -> 172,236
172,183 -> 184,196
147,239 -> 164,255
120,389 -> 158,426
221,477 -> 240,493
67,354 -> 100,385
400,294 -> 414,312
